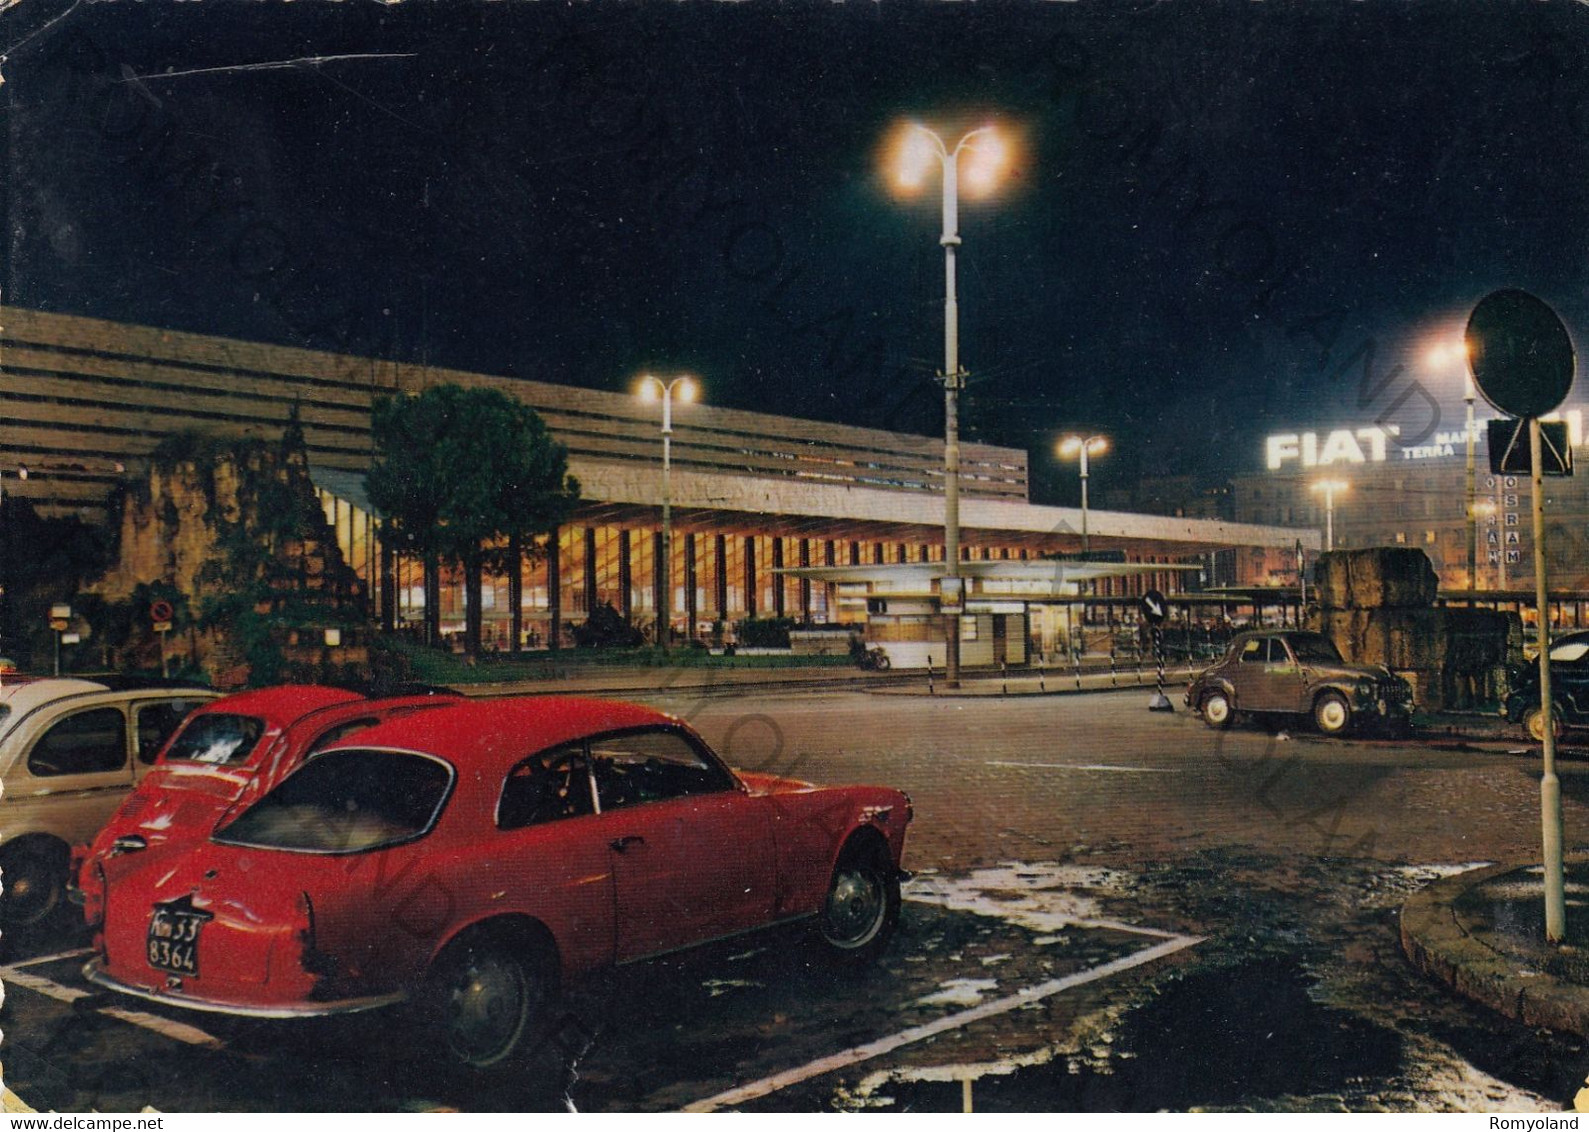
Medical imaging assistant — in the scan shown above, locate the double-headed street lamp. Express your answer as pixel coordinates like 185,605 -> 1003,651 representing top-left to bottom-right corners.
892,121 -> 1010,688
637,374 -> 698,651
1057,435 -> 1108,556
1311,478 -> 1349,552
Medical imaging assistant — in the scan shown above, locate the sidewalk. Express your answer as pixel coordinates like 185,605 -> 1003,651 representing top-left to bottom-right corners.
1402,860 -> 1589,1036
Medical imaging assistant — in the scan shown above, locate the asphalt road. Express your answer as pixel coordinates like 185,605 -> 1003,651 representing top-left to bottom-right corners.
5,689 -> 1586,1112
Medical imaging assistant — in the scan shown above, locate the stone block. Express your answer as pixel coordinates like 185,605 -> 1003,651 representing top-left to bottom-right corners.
1315,548 -> 1439,610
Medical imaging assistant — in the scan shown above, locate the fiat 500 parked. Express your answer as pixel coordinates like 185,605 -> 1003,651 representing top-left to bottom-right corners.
1,678 -> 215,933
78,684 -> 461,904
1185,630 -> 1413,736
85,696 -> 912,1069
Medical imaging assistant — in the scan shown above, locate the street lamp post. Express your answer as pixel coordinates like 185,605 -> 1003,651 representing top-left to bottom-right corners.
637,374 -> 698,651
1058,435 -> 1109,555
1311,479 -> 1349,552
1429,339 -> 1479,595
893,121 -> 1008,689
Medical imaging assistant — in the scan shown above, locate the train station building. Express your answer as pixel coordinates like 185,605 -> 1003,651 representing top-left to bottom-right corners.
1,306 -> 1317,655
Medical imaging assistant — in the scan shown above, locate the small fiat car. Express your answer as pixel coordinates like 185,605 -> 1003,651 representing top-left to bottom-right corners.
1186,630 -> 1413,736
78,685 -> 461,908
1,678 -> 215,932
84,696 -> 912,1069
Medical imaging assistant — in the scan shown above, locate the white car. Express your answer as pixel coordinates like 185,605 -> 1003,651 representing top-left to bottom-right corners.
0,677 -> 215,934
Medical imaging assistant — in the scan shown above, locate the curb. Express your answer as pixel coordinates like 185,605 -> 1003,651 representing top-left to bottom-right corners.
1400,862 -> 1589,1037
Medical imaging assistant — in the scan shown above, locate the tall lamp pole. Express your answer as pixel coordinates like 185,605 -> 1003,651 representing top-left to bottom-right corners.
1429,339 -> 1480,595
892,121 -> 1009,689
1311,479 -> 1348,552
1058,435 -> 1108,555
637,374 -> 697,652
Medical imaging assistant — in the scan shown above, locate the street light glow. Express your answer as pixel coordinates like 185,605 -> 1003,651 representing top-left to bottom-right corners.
675,377 -> 697,404
893,124 -> 939,192
888,121 -> 1012,199
637,375 -> 659,402
1310,478 -> 1349,496
960,128 -> 1008,197
1058,434 -> 1108,459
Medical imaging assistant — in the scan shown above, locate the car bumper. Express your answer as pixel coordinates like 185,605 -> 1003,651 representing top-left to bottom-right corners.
83,958 -> 405,1019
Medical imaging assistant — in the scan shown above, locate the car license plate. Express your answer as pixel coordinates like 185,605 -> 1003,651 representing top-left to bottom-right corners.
147,900 -> 211,977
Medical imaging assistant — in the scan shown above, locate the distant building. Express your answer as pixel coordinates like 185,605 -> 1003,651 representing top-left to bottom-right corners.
1232,416 -> 1589,592
1100,475 -> 1233,521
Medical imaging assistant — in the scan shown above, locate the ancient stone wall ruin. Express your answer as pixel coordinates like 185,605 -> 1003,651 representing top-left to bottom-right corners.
88,430 -> 368,688
1309,548 -> 1515,711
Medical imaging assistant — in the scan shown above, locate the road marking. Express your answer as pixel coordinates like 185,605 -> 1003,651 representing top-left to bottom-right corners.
0,963 -> 222,1048
988,760 -> 1178,773
7,947 -> 92,969
2,966 -> 90,1005
682,933 -> 1203,1112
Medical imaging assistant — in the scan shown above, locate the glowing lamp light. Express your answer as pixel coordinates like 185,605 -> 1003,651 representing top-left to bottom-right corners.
1058,435 -> 1108,459
637,376 -> 659,402
894,125 -> 938,192
675,377 -> 697,404
960,129 -> 1008,197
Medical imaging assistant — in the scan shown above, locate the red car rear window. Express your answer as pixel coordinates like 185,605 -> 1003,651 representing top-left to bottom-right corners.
215,748 -> 451,853
164,714 -> 266,766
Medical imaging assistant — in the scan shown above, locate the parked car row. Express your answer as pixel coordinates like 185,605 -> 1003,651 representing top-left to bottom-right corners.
2,677 -> 913,1071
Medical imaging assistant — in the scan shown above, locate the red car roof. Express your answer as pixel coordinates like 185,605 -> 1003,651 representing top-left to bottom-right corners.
188,685 -> 364,728
323,696 -> 680,770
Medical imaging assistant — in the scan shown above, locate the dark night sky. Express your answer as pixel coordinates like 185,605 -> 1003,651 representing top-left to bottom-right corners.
5,0 -> 1589,504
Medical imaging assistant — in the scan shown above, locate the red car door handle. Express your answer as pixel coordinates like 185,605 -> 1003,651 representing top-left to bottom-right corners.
610,835 -> 645,853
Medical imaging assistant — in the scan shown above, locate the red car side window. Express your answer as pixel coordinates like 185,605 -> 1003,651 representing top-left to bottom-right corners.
588,728 -> 734,811
497,742 -> 594,830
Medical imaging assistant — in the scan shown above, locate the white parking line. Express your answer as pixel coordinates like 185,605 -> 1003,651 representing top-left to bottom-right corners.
7,947 -> 92,969
0,963 -> 222,1048
988,760 -> 1179,773
681,933 -> 1204,1112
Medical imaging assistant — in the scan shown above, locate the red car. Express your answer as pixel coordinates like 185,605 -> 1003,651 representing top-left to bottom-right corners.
83,697 -> 911,1068
77,685 -> 460,916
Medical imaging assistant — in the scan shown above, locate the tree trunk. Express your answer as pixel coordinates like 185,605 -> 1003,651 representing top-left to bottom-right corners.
508,531 -> 523,655
423,551 -> 441,647
464,551 -> 484,660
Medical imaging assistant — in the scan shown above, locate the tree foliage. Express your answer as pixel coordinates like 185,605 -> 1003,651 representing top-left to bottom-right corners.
366,385 -> 580,656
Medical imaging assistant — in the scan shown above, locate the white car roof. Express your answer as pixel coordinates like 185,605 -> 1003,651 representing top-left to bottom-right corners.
0,678 -> 113,714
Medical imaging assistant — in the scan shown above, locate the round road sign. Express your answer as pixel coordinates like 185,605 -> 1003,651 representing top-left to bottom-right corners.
150,600 -> 175,623
1140,589 -> 1168,626
1466,289 -> 1576,419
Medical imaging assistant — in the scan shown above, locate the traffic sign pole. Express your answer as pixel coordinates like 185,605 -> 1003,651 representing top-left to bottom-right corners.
1532,416 -> 1567,942
1141,589 -> 1174,712
1467,289 -> 1576,946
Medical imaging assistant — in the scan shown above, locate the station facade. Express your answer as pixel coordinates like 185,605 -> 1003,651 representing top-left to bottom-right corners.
2,307 -> 1315,652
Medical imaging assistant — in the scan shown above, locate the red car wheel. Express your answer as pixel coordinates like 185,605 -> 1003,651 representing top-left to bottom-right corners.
428,937 -> 550,1070
818,840 -> 900,964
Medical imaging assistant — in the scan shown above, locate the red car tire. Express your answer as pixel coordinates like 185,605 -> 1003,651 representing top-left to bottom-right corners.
426,932 -> 553,1070
816,836 -> 900,965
